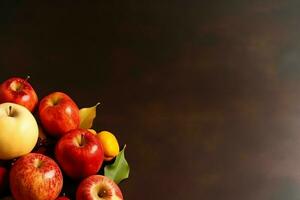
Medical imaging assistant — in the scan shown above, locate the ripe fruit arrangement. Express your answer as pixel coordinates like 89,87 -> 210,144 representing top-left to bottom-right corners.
0,77 -> 129,200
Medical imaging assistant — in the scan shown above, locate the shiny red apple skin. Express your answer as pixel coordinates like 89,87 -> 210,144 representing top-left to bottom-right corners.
76,175 -> 123,200
39,92 -> 80,137
0,77 -> 38,112
10,153 -> 63,200
0,166 -> 8,195
55,129 -> 104,180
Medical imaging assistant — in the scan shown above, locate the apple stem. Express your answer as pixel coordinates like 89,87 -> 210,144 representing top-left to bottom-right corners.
8,106 -> 12,116
80,134 -> 86,146
25,75 -> 30,82
95,102 -> 101,109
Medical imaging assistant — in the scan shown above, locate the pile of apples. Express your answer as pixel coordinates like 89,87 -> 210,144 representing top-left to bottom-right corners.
0,77 -> 125,200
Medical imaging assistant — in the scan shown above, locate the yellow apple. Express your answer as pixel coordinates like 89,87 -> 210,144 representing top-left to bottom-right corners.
0,103 -> 38,160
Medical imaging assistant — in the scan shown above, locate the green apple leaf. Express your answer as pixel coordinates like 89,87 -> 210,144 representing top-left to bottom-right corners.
79,103 -> 100,129
104,145 -> 130,184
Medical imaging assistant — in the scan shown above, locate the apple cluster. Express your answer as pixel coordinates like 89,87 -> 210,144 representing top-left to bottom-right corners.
0,77 -> 124,200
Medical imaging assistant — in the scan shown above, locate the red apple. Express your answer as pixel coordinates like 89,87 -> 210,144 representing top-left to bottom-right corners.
55,129 -> 104,179
0,166 -> 8,195
0,76 -> 38,112
10,153 -> 63,200
76,175 -> 123,200
39,92 -> 80,137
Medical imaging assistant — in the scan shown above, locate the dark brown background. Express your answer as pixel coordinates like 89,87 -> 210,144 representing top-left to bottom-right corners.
1,0 -> 300,199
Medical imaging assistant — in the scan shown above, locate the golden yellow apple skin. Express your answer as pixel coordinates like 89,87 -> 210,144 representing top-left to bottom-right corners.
0,103 -> 38,160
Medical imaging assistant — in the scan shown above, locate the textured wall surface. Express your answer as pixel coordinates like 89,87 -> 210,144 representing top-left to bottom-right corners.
1,1 -> 300,199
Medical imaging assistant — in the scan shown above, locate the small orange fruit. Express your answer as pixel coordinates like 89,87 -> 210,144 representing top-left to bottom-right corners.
97,131 -> 120,161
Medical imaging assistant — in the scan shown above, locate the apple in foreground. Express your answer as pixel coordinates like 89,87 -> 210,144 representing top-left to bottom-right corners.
76,175 -> 123,200
55,129 -> 104,179
39,92 -> 80,137
10,153 -> 63,200
0,103 -> 38,160
0,76 -> 38,112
